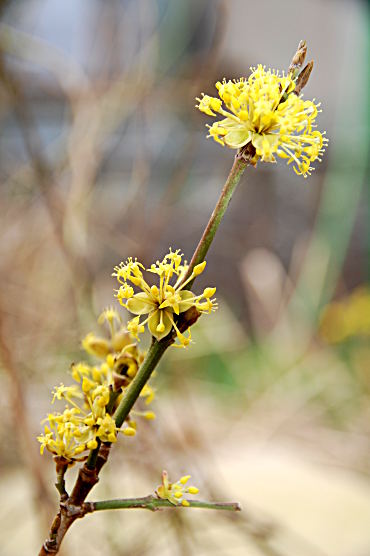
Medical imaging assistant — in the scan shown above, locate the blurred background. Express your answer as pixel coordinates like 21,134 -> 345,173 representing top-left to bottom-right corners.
0,0 -> 369,554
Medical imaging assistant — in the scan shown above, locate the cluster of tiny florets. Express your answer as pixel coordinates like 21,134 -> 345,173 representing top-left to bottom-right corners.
113,249 -> 217,347
156,470 -> 199,507
38,309 -> 155,463
197,65 -> 328,178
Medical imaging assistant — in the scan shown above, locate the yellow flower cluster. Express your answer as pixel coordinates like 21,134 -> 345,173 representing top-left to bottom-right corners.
113,249 -> 217,347
38,385 -> 118,461
156,471 -> 199,507
197,65 -> 328,177
320,287 -> 370,344
38,309 -> 155,463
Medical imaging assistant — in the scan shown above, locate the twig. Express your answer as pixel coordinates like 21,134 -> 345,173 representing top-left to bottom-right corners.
83,496 -> 241,514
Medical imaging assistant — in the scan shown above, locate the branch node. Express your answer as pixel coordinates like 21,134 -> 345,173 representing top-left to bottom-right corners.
236,142 -> 256,164
81,502 -> 95,515
42,540 -> 58,554
79,465 -> 99,485
60,502 -> 85,518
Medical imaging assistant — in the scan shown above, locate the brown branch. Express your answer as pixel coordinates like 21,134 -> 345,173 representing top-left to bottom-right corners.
38,443 -> 111,555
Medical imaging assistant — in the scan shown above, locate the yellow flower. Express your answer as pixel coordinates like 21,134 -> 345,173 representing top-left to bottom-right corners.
113,249 -> 217,347
82,332 -> 111,358
98,306 -> 122,327
39,310 -> 157,462
38,408 -> 87,461
156,470 -> 199,506
38,381 -> 134,461
81,307 -> 136,360
52,383 -> 83,404
196,65 -> 328,178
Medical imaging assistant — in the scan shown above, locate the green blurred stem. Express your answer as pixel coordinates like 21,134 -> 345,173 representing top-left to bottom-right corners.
85,496 -> 241,513
182,153 -> 248,285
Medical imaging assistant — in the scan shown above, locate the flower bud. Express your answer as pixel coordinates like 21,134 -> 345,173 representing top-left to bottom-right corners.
82,333 -> 111,358
193,261 -> 206,276
203,287 -> 216,298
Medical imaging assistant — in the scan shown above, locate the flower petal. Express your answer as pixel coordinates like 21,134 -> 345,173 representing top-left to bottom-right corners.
251,132 -> 279,161
224,129 -> 251,149
178,290 -> 194,313
126,292 -> 155,315
148,310 -> 172,341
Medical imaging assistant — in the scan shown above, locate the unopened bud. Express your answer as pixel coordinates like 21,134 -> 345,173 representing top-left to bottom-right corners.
294,61 -> 314,95
288,39 -> 307,75
193,261 -> 206,276
203,287 -> 216,298
82,333 -> 111,358
111,329 -> 131,352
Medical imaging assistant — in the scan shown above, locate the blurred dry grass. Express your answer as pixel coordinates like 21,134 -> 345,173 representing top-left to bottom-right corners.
0,1 -> 369,555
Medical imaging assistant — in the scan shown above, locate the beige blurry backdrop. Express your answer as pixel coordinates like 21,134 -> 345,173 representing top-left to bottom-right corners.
0,1 -> 369,555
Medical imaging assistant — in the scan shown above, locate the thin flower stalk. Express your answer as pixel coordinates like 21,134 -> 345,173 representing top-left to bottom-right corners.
83,496 -> 241,513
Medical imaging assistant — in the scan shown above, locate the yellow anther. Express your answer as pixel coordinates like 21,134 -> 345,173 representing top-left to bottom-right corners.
144,411 -> 156,420
187,486 -> 199,494
123,427 -> 136,437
